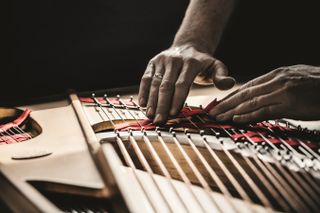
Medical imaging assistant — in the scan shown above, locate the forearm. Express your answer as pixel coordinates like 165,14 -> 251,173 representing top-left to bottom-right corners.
173,0 -> 235,55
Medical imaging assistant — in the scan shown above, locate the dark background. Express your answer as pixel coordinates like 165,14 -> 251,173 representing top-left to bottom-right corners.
6,0 -> 320,103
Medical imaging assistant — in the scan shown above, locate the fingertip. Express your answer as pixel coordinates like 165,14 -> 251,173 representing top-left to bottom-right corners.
169,107 -> 180,118
146,107 -> 155,118
215,77 -> 236,90
139,98 -> 147,107
154,114 -> 167,125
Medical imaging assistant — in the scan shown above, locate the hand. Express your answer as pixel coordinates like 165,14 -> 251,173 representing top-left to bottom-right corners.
138,44 -> 235,124
209,65 -> 320,123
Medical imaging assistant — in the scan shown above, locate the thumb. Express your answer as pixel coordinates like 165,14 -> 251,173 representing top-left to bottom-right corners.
211,60 -> 236,90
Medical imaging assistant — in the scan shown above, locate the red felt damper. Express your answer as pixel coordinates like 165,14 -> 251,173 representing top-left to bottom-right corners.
0,109 -> 31,132
0,109 -> 32,144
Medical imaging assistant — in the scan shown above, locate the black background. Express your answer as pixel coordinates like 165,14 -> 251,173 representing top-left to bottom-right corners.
5,0 -> 320,103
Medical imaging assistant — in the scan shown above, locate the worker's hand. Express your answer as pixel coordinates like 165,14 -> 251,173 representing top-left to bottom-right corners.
209,65 -> 320,123
138,44 -> 235,124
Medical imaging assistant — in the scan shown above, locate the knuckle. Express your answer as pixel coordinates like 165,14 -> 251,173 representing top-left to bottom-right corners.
277,74 -> 290,85
141,75 -> 152,81
272,67 -> 288,76
151,78 -> 162,86
185,57 -> 200,66
165,56 -> 183,69
239,89 -> 250,100
159,80 -> 174,92
201,57 -> 215,65
175,80 -> 188,89
248,98 -> 258,108
170,56 -> 183,63
246,79 -> 255,87
154,54 -> 166,62
274,66 -> 286,73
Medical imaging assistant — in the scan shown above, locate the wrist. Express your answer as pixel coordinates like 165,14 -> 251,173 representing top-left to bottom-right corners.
171,40 -> 214,55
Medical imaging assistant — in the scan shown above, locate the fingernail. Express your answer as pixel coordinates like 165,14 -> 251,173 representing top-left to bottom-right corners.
146,107 -> 154,118
154,114 -> 163,124
233,115 -> 241,122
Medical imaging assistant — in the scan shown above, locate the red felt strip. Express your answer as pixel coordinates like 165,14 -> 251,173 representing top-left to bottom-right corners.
114,99 -> 221,131
303,140 -> 319,149
82,96 -> 319,149
0,109 -> 31,132
80,97 -> 107,104
0,134 -> 30,144
204,99 -> 219,112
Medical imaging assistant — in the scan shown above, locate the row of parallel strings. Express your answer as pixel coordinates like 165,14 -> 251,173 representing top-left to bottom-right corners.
88,94 -> 320,213
0,124 -> 31,144
90,94 -> 228,212
184,104 -> 320,212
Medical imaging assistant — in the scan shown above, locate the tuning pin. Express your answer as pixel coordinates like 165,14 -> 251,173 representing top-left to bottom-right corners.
215,132 -> 220,139
130,96 -> 133,102
104,94 -> 107,98
236,142 -> 242,149
285,121 -> 289,128
184,103 -> 188,107
199,105 -> 203,109
114,129 -> 119,136
172,131 -> 176,137
157,130 -> 161,136
116,95 -> 120,100
297,125 -> 302,131
92,93 -> 96,98
200,130 -> 205,136
128,129 -> 133,136
169,127 -> 174,133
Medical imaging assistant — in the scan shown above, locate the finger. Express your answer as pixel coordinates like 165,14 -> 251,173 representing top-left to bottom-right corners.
232,104 -> 284,124
146,64 -> 165,118
215,90 -> 282,122
154,58 -> 182,124
209,78 -> 281,117
238,67 -> 284,91
220,88 -> 240,102
138,61 -> 155,106
220,67 -> 285,102
169,59 -> 200,116
211,60 -> 236,90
